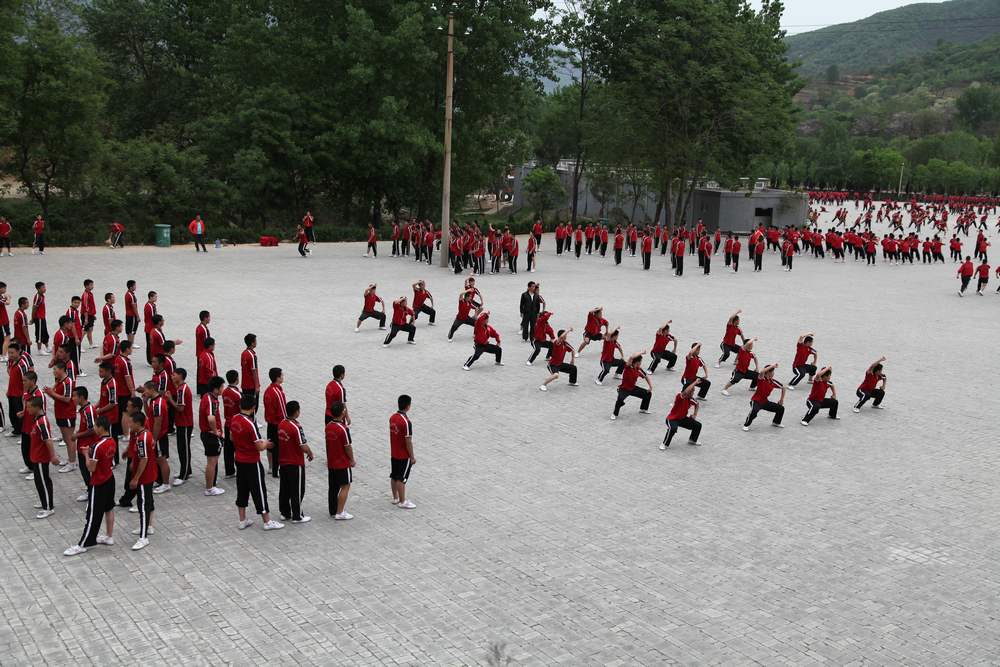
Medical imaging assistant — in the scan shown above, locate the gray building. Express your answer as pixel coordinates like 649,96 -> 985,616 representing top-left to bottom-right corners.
512,163 -> 808,232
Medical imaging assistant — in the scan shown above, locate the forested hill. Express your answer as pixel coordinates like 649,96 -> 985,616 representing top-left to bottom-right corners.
785,0 -> 1000,78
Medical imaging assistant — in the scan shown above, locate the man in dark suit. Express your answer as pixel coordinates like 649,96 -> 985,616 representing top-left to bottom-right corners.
519,281 -> 542,342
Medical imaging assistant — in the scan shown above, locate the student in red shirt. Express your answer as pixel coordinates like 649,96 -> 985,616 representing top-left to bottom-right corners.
716,310 -> 746,367
74,387 -> 102,502
661,380 -> 703,449
126,410 -> 158,550
231,395 -> 283,530
389,395 -> 416,509
411,280 -> 436,325
277,401 -> 314,523
0,282 -> 9,353
27,396 -> 59,518
141,380 -> 170,493
742,364 -> 785,430
576,306 -> 608,355
853,356 -> 887,412
527,233 -> 537,272
31,281 -> 50,355
610,354 -> 652,420
324,365 -> 350,425
325,401 -> 355,519
240,333 -> 260,416
612,228 -> 625,265
681,342 -> 711,398
172,368 -> 194,484
957,256 -> 975,296
197,337 -> 218,396
81,279 -> 97,350
199,376 -> 226,495
788,333 -> 818,388
447,291 -> 478,341
382,296 -> 416,346
43,361 -> 78,472
143,291 -> 158,364
527,310 -> 555,365
641,233 -> 654,270
6,343 -> 30,439
32,215 -> 45,254
124,280 -> 140,349
800,366 -> 840,425
0,216 -> 11,255
195,310 -> 211,366
538,328 -> 579,391
356,284 -> 387,331
94,319 -> 123,365
364,223 -> 378,258
63,416 -> 117,556
463,310 -> 503,370
222,370 -> 243,478
262,367 -> 287,478
672,234 -> 686,276
720,338 -> 759,395
647,321 -> 677,374
975,260 -> 991,295
595,327 -> 625,384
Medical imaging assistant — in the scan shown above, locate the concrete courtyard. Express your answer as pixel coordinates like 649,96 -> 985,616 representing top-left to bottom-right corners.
0,214 -> 998,665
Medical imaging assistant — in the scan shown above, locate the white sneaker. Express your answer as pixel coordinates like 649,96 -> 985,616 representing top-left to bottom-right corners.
171,478 -> 185,486
33,503 -> 42,509
772,423 -> 785,428
63,545 -> 87,557
262,520 -> 284,530
132,538 -> 149,551
378,326 -> 387,330
128,506 -> 139,513
131,527 -> 155,535
852,407 -> 861,413
658,443 -> 666,451
18,466 -> 30,473
721,389 -> 731,396
398,500 -> 416,509
714,362 -> 721,368
525,360 -> 532,366
407,340 -> 416,345
204,487 -> 226,496
24,474 -> 34,480
354,327 -> 360,333
638,409 -> 650,414
96,535 -> 114,546
152,484 -> 170,494
462,365 -> 470,371
238,519 -> 254,530
610,415 -> 617,421
569,382 -> 579,387
742,426 -> 750,431
687,440 -> 701,446
538,385 -> 547,392
800,420 -> 809,426
77,371 -> 88,378
594,378 -> 602,385
36,509 -> 55,519
76,493 -> 89,502
58,463 -> 77,473
133,344 -> 141,349
495,361 -> 504,366
872,405 -> 885,410
291,516 -> 312,524
334,512 -> 353,520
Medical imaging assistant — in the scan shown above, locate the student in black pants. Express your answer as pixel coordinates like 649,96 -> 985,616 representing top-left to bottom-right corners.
661,381 -> 703,449
801,367 -> 840,425
742,365 -> 785,431
611,355 -> 652,420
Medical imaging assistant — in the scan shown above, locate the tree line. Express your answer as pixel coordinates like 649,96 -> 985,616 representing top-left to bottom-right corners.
0,0 -> 798,243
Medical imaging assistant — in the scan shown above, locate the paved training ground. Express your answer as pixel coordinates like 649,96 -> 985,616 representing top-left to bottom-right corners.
1,215 -> 998,665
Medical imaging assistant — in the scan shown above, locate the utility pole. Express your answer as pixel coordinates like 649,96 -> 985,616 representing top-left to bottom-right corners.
439,13 -> 455,268
897,162 -> 904,197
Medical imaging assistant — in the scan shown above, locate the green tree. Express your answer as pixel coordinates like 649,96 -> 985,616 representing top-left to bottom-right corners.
824,64 -> 839,84
1,8 -> 107,217
956,84 -> 1000,134
523,166 -> 566,217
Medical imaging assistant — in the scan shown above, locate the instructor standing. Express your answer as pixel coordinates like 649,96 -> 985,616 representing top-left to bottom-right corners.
519,281 -> 542,343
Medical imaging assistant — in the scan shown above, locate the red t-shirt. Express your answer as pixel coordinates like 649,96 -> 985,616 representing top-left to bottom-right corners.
124,290 -> 138,317
363,292 -> 379,312
230,414 -> 263,464
652,332 -> 673,353
389,411 -> 412,460
75,403 -> 97,454
277,418 -> 307,466
735,348 -> 754,373
600,339 -> 617,363
240,349 -> 258,390
113,354 -> 134,395
146,395 -> 168,439
391,303 -> 412,326
549,341 -> 570,367
473,319 -> 498,345
53,376 -> 76,420
98,378 -> 119,423
666,393 -> 693,421
174,383 -> 194,427
793,343 -> 814,367
30,415 -> 53,463
751,378 -> 779,404
722,324 -> 742,346
412,289 -> 429,310
262,383 -> 287,424
325,420 -> 353,469
195,323 -> 210,358
681,354 -> 703,382
199,392 -> 221,434
858,371 -> 882,392
89,436 -> 116,486
134,430 -> 159,484
325,379 -> 346,417
197,351 -> 217,387
807,380 -> 830,402
143,302 -> 156,333
618,366 -> 645,390
222,386 -> 242,426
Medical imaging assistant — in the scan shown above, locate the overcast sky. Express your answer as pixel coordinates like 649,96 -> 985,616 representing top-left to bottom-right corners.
753,0 -> 947,34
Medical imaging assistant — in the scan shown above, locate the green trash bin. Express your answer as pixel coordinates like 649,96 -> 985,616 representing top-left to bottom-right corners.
154,224 -> 172,247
